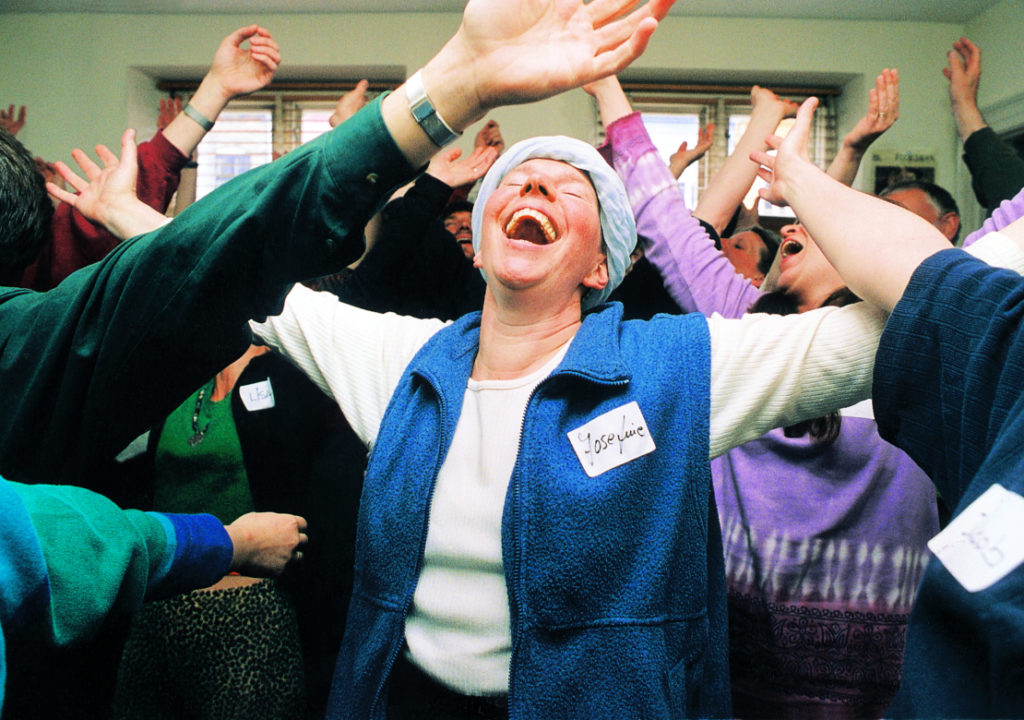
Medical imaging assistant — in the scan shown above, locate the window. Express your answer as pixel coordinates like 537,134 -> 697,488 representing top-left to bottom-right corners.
595,83 -> 839,226
193,106 -> 273,200
161,82 -> 394,200
638,111 -> 705,210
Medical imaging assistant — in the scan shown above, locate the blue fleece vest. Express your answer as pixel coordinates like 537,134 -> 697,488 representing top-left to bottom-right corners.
327,303 -> 731,719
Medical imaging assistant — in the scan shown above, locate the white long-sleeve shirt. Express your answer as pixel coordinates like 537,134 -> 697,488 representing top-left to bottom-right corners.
251,231 -> 1024,694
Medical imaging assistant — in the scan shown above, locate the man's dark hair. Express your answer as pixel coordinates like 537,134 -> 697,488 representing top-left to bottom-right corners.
879,179 -> 960,243
744,225 -> 781,277
0,126 -> 53,284
442,199 -> 474,218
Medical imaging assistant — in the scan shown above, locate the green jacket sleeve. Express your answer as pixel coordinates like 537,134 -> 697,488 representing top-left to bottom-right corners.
5,480 -> 231,645
0,96 -> 417,489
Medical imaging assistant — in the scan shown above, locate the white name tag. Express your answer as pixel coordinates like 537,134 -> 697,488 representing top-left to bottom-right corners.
567,401 -> 657,478
928,483 -> 1024,592
239,378 -> 276,411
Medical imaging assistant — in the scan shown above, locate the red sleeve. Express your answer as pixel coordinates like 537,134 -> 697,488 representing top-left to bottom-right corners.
16,132 -> 188,291
135,131 -> 189,212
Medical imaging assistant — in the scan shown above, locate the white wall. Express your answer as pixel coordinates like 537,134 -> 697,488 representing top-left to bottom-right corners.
966,0 -> 1024,120
2,8 -> 1022,216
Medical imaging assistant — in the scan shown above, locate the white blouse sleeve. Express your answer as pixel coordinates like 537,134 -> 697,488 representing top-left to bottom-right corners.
707,302 -> 886,459
250,284 -> 448,447
707,230 -> 1024,459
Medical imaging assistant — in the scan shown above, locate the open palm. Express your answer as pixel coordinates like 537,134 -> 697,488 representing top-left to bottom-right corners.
459,0 -> 673,108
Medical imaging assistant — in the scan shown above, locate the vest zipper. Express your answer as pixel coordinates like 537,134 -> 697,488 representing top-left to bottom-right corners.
505,383 -> 535,717
506,372 -> 629,718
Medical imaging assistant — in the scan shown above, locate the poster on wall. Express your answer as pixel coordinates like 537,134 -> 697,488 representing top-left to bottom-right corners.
870,149 -> 938,194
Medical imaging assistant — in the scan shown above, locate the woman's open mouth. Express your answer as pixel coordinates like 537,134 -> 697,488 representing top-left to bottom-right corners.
780,238 -> 804,258
505,208 -> 557,245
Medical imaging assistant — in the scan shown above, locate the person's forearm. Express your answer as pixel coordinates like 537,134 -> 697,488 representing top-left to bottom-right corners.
695,100 -> 787,233
825,142 -> 865,186
6,482 -> 232,644
162,75 -> 234,158
107,202 -> 173,240
782,160 -> 950,312
608,112 -> 761,318
952,99 -> 987,143
380,52 -> 488,171
590,76 -> 634,127
172,166 -> 197,215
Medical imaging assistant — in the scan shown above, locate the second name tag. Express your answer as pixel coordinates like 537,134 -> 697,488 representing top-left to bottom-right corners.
239,378 -> 276,411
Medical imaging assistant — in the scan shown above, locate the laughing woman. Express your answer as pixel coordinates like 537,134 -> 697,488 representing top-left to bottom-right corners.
43,1 -> 1024,716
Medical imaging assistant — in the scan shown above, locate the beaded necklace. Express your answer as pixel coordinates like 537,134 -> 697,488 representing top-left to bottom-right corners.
188,381 -> 215,447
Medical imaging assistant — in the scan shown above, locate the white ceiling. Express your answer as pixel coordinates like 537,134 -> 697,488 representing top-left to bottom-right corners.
0,0 -> 1007,23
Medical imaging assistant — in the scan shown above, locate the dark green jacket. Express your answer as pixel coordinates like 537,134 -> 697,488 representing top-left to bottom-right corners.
0,96 -> 413,493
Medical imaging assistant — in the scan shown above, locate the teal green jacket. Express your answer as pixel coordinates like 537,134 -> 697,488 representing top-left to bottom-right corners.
0,478 -> 231,714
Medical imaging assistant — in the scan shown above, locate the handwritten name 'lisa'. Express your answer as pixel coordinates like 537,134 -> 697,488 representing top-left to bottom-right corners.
577,415 -> 648,465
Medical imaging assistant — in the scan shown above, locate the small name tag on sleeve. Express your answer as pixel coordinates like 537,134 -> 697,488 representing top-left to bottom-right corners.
567,401 -> 656,478
239,378 -> 276,412
928,483 -> 1024,593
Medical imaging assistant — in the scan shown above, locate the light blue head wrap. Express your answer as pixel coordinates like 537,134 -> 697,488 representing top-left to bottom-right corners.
470,136 -> 637,310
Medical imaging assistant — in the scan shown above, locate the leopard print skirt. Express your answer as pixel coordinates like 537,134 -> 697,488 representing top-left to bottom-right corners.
112,578 -> 306,720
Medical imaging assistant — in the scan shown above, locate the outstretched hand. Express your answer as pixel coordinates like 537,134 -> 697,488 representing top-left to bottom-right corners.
474,119 -> 505,155
427,143 -> 500,188
668,123 -> 714,178
441,0 -> 675,111
226,512 -> 309,576
208,24 -> 281,99
752,96 -> 818,207
330,79 -> 369,128
47,129 -> 168,240
844,68 -> 899,153
750,85 -> 799,120
0,104 -> 26,137
944,36 -> 981,110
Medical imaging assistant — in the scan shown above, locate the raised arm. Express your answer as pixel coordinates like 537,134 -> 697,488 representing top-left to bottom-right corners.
693,86 -> 797,234
162,24 -> 281,159
3,0 -> 677,488
382,0 -> 674,169
754,98 -> 951,312
592,74 -> 762,317
945,37 -> 985,143
945,37 -> 1024,213
826,68 -> 899,186
668,122 -> 714,179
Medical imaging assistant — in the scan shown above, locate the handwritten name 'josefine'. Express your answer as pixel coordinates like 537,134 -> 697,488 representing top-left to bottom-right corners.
577,415 -> 648,465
